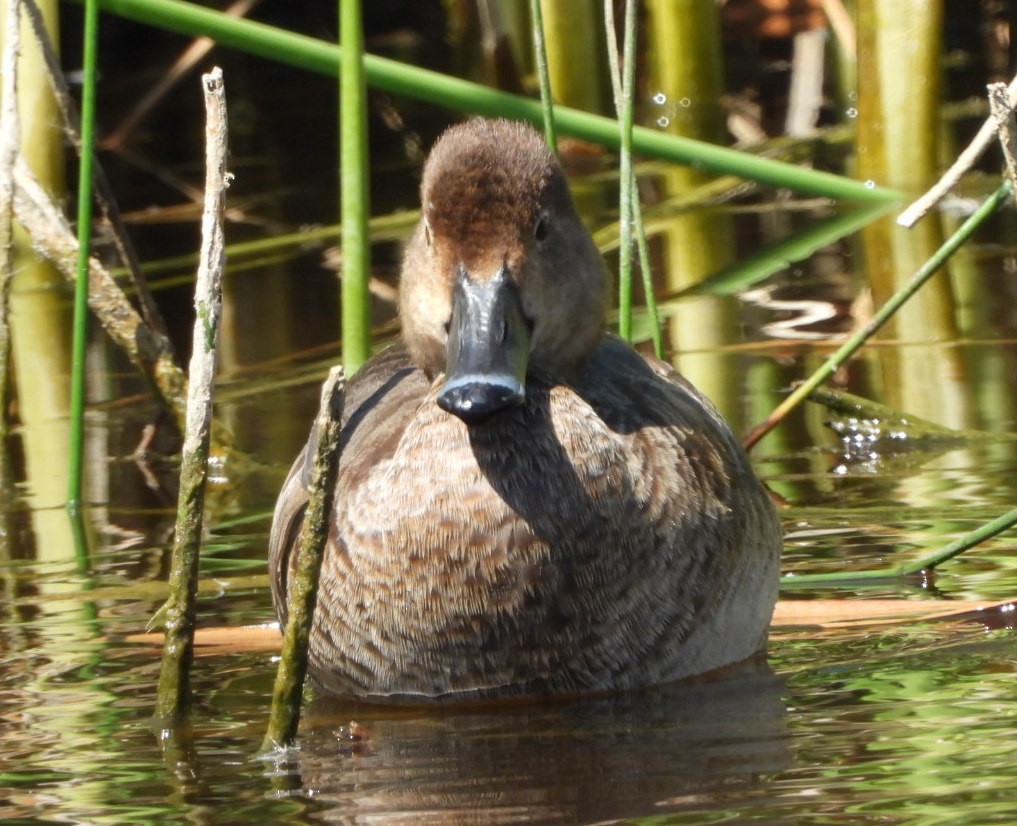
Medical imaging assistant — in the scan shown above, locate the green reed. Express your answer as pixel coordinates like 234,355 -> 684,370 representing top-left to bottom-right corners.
75,0 -> 897,203
67,0 -> 99,512
339,0 -> 370,374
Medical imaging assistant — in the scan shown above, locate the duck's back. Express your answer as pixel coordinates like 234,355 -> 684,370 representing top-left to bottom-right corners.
269,340 -> 781,701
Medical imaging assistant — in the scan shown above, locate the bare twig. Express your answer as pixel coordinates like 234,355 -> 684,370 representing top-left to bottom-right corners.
155,67 -> 230,726
898,73 -> 1017,227
0,0 -> 21,476
988,82 -> 1017,202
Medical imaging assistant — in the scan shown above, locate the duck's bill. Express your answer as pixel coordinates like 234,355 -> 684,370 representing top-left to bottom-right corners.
438,266 -> 530,425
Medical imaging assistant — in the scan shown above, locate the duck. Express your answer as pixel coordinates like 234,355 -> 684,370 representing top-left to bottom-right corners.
269,118 -> 782,702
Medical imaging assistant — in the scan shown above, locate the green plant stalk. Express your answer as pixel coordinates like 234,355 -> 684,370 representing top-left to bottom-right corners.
781,504 -> 1017,588
66,0 -> 99,513
339,0 -> 370,375
616,0 -> 635,341
676,202 -> 893,298
529,0 -> 556,154
73,0 -> 900,203
743,181 -> 1011,450
263,367 -> 344,750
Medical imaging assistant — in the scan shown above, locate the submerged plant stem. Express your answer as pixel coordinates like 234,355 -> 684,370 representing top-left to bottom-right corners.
743,181 -> 1012,450
156,69 -> 229,724
782,505 -> 1017,588
263,366 -> 344,750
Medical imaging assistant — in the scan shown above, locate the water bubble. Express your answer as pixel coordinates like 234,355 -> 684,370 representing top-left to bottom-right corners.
845,107 -> 858,119
679,97 -> 691,108
864,179 -> 876,189
657,116 -> 670,128
652,91 -> 667,105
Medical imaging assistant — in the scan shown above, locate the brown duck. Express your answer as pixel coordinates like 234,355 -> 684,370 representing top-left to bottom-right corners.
269,118 -> 782,701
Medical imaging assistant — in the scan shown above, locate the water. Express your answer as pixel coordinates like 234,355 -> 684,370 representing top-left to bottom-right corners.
2,345 -> 1016,824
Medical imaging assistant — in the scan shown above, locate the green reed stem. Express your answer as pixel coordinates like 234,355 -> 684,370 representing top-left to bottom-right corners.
743,180 -> 1011,450
529,0 -> 557,154
339,0 -> 370,375
615,0 -> 636,341
67,0 -> 99,513
76,0 -> 899,203
603,0 -> 662,354
782,504 -> 1017,588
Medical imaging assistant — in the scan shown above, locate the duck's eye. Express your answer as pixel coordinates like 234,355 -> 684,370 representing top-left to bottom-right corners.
533,211 -> 551,242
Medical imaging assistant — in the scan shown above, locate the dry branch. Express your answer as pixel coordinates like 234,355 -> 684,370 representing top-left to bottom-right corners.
155,67 -> 230,724
898,73 -> 1017,227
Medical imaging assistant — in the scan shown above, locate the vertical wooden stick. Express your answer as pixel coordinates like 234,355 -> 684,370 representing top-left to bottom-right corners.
262,366 -> 344,751
988,81 -> 1017,202
155,67 -> 230,726
0,0 -> 21,486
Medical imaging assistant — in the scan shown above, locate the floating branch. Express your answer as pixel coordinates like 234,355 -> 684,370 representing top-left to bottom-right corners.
155,68 -> 229,725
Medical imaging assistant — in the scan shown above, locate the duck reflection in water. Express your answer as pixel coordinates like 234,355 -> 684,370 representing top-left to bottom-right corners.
269,118 -> 782,701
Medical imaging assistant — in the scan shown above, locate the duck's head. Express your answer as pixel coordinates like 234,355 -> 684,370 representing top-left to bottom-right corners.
399,119 -> 607,425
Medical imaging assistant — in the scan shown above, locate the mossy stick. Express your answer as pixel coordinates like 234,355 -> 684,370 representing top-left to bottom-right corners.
155,67 -> 229,725
0,0 -> 21,486
263,366 -> 345,751
743,180 -> 1012,450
